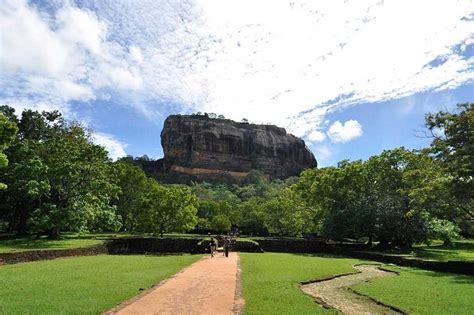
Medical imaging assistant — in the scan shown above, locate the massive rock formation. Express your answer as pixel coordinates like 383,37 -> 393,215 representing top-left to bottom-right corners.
158,115 -> 317,180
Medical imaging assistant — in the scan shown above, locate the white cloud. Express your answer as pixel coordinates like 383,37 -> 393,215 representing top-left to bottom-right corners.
129,46 -> 144,64
313,144 -> 335,166
327,120 -> 363,143
0,0 -> 143,112
308,130 -> 326,142
91,132 -> 128,160
1,0 -> 473,139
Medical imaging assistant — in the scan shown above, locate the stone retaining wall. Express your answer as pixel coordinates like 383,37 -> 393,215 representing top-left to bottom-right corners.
106,237 -> 205,254
0,245 -> 108,265
233,240 -> 264,252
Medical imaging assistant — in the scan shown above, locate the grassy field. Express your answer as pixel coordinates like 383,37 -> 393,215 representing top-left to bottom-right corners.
409,239 -> 474,261
240,253 -> 474,315
354,265 -> 474,314
0,236 -> 104,253
0,254 -> 201,314
376,239 -> 474,262
240,253 -> 363,314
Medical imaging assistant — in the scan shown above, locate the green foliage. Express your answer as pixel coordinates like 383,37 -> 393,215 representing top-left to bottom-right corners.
210,214 -> 231,232
114,160 -> 149,231
262,187 -> 315,237
425,103 -> 473,224
27,124 -> 121,237
428,218 -> 461,246
0,113 -> 18,189
139,181 -> 198,237
297,148 -> 458,247
0,106 -> 121,237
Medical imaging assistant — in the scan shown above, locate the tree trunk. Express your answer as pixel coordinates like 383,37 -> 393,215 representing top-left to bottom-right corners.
367,235 -> 373,247
7,213 -> 16,233
16,209 -> 29,235
48,226 -> 61,239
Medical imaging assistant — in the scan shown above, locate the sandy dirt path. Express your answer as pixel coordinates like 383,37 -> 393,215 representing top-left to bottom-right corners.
111,252 -> 241,315
301,265 -> 403,315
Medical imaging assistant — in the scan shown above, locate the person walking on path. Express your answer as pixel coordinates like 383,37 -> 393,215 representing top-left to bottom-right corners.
223,236 -> 231,257
209,236 -> 216,258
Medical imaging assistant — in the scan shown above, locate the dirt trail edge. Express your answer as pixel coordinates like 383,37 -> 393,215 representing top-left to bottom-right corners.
108,252 -> 240,315
301,264 -> 405,315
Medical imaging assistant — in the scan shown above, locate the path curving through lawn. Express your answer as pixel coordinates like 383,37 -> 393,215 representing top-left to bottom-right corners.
301,264 -> 404,315
108,252 -> 242,315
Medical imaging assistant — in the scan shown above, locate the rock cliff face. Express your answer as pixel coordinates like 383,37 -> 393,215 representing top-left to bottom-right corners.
159,115 -> 317,179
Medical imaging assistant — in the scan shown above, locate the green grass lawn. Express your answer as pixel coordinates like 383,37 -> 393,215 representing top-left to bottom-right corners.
0,254 -> 201,314
410,239 -> 474,261
353,265 -> 474,314
240,253 -> 363,314
0,236 -> 104,253
240,253 -> 474,315
383,239 -> 474,262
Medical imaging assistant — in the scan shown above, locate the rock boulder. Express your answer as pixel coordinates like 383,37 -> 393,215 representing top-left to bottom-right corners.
159,115 -> 317,179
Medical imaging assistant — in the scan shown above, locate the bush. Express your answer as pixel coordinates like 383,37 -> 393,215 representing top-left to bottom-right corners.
429,219 -> 461,246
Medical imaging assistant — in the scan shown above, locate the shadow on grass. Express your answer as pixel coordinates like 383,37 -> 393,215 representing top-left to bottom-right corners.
381,264 -> 474,285
379,240 -> 474,262
288,252 -> 359,260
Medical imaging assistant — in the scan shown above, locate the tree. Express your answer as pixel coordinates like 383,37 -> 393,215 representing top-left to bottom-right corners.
425,103 -> 473,221
428,218 -> 460,246
0,107 -> 64,234
140,181 -> 198,237
263,187 -> 315,237
114,160 -> 149,231
0,113 -> 18,189
238,197 -> 268,235
211,214 -> 231,233
0,140 -> 49,234
28,123 -> 121,238
297,149 -> 442,247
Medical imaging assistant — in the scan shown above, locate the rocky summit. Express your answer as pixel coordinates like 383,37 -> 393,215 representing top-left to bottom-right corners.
157,114 -> 317,180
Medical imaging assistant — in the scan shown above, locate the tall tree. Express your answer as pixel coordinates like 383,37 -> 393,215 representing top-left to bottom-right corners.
263,187 -> 315,237
114,160 -> 149,231
29,124 -> 121,238
140,181 -> 198,237
425,103 -> 473,220
0,113 -> 18,189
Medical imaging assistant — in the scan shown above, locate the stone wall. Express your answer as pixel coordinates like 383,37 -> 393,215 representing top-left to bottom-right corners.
0,245 -> 108,265
106,237 -> 205,254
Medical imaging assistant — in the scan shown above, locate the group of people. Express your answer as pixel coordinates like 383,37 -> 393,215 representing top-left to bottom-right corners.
208,234 -> 232,258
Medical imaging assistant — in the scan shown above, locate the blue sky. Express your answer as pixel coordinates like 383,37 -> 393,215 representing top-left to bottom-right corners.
1,0 -> 473,166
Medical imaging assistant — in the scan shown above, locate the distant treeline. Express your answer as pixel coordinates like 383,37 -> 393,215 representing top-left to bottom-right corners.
0,103 -> 472,247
